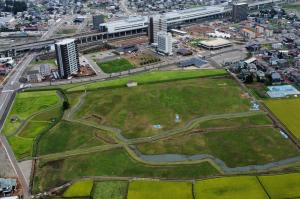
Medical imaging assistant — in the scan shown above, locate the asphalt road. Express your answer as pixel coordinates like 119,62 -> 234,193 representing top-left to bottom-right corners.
0,54 -> 35,199
0,14 -> 67,197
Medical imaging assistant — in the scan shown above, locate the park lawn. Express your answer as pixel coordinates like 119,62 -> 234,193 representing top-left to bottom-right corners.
8,91 -> 59,119
2,91 -> 60,136
265,99 -> 300,139
66,69 -> 227,92
97,58 -> 134,73
7,136 -> 33,159
31,106 -> 62,122
198,113 -> 272,128
33,149 -> 218,192
194,176 -> 268,199
38,120 -> 113,155
258,173 -> 300,199
18,121 -> 51,138
74,77 -> 250,139
92,181 -> 128,199
127,180 -> 193,199
63,179 -> 94,197
137,127 -> 300,167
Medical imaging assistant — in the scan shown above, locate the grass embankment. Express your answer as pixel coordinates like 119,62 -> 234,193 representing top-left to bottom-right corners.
66,69 -> 227,92
2,91 -> 61,159
73,77 -> 249,139
128,180 -> 193,199
265,98 -> 300,139
63,179 -> 94,197
33,148 -> 218,192
97,58 -> 134,73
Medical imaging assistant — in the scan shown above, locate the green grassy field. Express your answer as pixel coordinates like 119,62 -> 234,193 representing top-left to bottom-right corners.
137,127 -> 300,167
194,176 -> 268,199
2,91 -> 61,159
7,136 -> 34,159
97,58 -> 134,73
258,173 -> 300,199
2,91 -> 59,136
33,149 -> 218,192
265,99 -> 300,139
92,181 -> 128,199
6,91 -> 59,121
38,120 -> 114,155
73,77 -> 249,138
66,69 -> 227,92
63,179 -> 94,197
198,114 -> 272,128
127,180 -> 193,199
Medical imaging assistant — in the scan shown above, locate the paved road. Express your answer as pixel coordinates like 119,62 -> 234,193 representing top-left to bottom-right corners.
0,14 -> 66,198
0,54 -> 35,199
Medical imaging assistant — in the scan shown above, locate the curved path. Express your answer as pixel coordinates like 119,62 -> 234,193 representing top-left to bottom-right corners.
40,104 -> 300,175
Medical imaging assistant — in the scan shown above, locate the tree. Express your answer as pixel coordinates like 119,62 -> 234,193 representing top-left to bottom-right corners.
62,101 -> 70,110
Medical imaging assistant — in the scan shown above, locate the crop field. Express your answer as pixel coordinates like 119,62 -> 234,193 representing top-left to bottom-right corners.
38,120 -> 115,155
73,77 -> 250,138
66,69 -> 227,92
63,179 -> 94,197
97,58 -> 134,73
33,149 -> 218,192
127,180 -> 193,199
265,99 -> 300,139
2,91 -> 61,159
92,181 -> 128,199
258,173 -> 300,199
137,126 -> 300,167
194,176 -> 268,199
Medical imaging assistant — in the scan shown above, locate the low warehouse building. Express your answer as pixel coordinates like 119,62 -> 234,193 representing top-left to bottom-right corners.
199,38 -> 232,50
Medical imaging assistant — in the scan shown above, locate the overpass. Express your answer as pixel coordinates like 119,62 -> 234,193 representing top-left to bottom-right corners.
0,29 -> 148,57
0,0 -> 289,57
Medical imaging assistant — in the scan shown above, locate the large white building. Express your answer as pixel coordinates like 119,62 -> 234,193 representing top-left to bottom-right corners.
99,16 -> 148,33
55,39 -> 80,79
149,15 -> 167,44
157,31 -> 173,55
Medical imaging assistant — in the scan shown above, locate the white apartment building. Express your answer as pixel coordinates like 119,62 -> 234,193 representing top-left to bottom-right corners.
55,39 -> 80,79
157,31 -> 173,55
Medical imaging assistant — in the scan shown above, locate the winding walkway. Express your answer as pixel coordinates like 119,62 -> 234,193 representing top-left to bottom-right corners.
38,103 -> 300,175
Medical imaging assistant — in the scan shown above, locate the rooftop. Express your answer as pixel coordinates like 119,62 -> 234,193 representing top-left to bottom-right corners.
199,38 -> 231,47
56,38 -> 76,45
